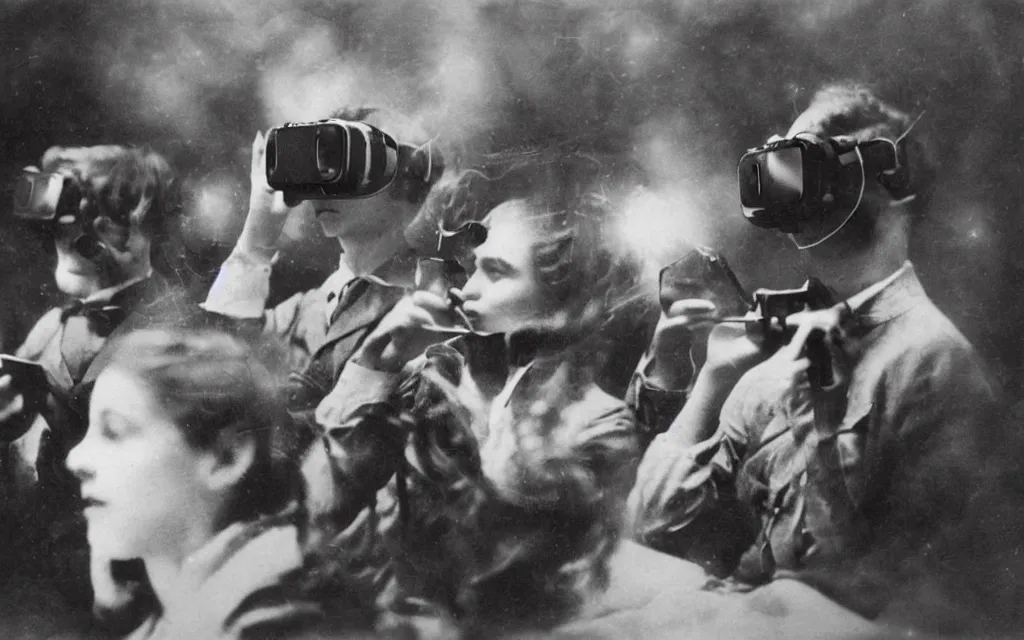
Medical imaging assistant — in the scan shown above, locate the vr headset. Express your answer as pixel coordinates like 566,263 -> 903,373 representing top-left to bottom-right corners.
737,133 -> 913,233
13,169 -> 80,222
265,118 -> 442,203
12,169 -> 110,261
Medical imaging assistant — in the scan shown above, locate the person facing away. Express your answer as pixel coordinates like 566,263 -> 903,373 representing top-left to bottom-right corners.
65,328 -> 388,640
0,144 -> 187,614
627,81 -> 1003,630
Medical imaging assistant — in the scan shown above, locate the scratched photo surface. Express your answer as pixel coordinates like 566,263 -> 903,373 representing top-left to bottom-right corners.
0,1 -> 1022,639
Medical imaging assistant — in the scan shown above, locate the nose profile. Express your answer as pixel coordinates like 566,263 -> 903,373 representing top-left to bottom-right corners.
65,435 -> 94,482
461,270 -> 484,301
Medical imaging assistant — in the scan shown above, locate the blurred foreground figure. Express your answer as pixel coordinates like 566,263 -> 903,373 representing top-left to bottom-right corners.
65,329 -> 381,639
300,167 -> 645,637
628,82 -> 1004,634
0,145 -> 188,625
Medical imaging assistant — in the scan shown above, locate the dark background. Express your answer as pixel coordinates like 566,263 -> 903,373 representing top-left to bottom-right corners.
0,0 -> 1021,402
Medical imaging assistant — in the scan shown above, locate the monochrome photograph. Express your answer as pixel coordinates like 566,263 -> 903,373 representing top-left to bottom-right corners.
0,1 -> 1021,638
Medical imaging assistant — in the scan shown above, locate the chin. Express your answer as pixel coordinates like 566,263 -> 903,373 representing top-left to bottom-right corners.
315,212 -> 346,238
86,526 -> 137,561
316,223 -> 340,238
55,269 -> 103,299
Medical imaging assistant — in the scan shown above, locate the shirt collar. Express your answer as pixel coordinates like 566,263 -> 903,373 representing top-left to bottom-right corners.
338,246 -> 417,291
844,260 -> 926,328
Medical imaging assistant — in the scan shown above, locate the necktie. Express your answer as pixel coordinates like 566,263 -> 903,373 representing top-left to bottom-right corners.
328,277 -> 371,327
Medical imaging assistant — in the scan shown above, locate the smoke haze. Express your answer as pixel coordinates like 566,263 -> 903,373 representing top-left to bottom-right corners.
0,0 -> 1022,634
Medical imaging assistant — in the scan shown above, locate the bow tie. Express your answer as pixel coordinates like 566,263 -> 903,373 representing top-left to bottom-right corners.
60,299 -> 127,331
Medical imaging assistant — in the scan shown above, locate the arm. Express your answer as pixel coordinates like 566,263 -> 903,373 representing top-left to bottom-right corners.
624,300 -> 718,440
625,351 -> 690,444
302,294 -> 460,532
200,131 -> 300,329
626,431 -> 754,578
627,370 -> 760,576
626,319 -> 781,573
0,308 -> 62,443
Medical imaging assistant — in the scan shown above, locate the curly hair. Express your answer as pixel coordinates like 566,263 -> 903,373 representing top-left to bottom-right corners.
40,145 -> 181,243
301,347 -> 635,638
491,188 -> 652,401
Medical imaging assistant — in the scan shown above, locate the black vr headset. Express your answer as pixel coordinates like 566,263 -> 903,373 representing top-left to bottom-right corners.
265,118 -> 442,205
12,168 -> 112,262
737,132 -> 914,233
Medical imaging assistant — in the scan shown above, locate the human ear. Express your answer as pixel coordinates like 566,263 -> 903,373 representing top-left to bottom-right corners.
200,425 -> 257,493
92,216 -> 131,252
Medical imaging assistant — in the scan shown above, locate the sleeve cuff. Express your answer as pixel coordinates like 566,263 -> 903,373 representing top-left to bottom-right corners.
200,247 -> 278,319
314,361 -> 404,430
635,351 -> 690,394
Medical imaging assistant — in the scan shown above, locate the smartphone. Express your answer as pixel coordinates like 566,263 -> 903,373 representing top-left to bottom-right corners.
658,246 -> 751,317
0,355 -> 49,413
414,258 -> 473,334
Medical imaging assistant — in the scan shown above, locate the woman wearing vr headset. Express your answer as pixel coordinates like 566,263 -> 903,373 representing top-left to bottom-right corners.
628,82 -> 1002,632
299,159 -> 646,637
0,145 -> 189,623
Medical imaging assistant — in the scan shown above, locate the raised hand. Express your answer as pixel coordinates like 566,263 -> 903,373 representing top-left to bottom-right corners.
237,131 -> 294,257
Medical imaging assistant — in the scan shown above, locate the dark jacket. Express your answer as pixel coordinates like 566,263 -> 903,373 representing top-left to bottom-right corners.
0,273 -> 191,611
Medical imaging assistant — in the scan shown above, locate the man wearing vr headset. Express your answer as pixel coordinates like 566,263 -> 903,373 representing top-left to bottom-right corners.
0,144 -> 185,622
628,82 -> 1001,627
202,106 -> 455,528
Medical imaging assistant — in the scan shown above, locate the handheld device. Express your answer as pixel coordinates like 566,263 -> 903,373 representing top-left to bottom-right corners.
658,246 -> 751,317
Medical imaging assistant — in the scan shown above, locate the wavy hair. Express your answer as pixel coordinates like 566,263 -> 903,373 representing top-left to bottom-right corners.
40,144 -> 185,279
307,345 -> 635,638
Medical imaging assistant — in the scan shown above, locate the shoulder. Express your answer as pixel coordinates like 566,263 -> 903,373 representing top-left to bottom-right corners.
15,307 -> 63,359
563,384 -> 639,448
873,301 -> 995,397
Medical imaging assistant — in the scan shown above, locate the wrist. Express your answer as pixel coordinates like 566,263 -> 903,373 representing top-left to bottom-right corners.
703,361 -> 746,387
238,207 -> 284,254
693,365 -> 743,403
235,229 -> 279,263
647,360 -> 693,392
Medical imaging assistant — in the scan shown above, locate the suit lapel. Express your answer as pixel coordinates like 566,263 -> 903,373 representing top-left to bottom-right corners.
40,326 -> 75,394
313,281 -> 406,363
79,276 -> 185,387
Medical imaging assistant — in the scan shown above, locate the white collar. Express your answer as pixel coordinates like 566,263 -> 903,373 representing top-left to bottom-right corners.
844,260 -> 912,313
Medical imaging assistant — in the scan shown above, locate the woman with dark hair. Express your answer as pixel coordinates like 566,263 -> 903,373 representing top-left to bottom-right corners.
303,173 -> 646,636
65,328 -> 377,639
